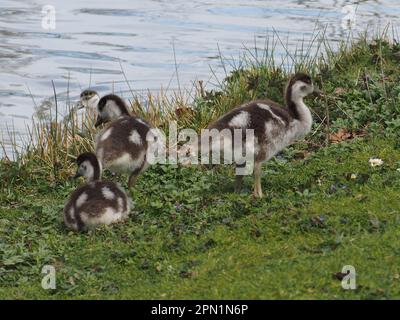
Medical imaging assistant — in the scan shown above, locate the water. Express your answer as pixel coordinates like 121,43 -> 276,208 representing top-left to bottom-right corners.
1,0 -> 399,158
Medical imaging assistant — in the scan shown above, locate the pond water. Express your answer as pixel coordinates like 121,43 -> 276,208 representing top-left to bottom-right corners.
1,0 -> 399,158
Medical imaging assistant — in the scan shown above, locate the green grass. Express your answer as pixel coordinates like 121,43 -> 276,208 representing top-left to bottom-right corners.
1,31 -> 400,299
1,137 -> 400,299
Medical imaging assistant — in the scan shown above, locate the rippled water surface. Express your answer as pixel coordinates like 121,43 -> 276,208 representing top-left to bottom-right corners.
1,0 -> 399,157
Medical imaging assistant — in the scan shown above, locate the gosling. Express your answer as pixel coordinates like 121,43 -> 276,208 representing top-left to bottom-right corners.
66,89 -> 100,130
64,152 -> 131,231
93,94 -> 163,188
207,73 -> 318,198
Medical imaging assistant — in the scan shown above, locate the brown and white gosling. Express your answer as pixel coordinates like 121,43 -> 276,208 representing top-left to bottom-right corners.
64,152 -> 131,232
93,93 -> 162,188
76,89 -> 101,111
65,90 -> 100,129
207,73 -> 318,198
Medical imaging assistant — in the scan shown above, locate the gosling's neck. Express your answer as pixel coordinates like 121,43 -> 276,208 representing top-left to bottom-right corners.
87,161 -> 102,183
285,89 -> 313,133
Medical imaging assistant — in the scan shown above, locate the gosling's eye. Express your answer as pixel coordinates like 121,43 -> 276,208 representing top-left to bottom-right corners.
301,85 -> 307,91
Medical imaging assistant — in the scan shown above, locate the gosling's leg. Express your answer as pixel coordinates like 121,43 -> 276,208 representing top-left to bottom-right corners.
128,163 -> 145,189
128,172 -> 138,188
253,162 -> 263,198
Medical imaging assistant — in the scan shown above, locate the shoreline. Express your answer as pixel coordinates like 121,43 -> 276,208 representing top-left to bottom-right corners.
1,31 -> 400,299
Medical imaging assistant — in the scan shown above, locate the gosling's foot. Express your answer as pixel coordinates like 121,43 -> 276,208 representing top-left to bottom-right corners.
253,188 -> 263,198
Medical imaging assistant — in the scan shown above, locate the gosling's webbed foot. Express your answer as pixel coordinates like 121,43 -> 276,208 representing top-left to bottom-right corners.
253,189 -> 263,198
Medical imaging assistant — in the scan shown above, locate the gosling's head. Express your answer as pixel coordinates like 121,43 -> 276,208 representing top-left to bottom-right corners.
74,152 -> 101,182
286,73 -> 319,102
95,94 -> 130,127
76,90 -> 100,110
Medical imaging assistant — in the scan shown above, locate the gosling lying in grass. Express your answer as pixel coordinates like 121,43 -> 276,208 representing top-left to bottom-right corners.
64,152 -> 131,232
65,89 -> 100,129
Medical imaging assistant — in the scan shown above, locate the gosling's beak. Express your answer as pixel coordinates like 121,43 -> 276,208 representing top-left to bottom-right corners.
73,172 -> 82,179
313,86 -> 323,97
95,116 -> 103,128
75,101 -> 85,110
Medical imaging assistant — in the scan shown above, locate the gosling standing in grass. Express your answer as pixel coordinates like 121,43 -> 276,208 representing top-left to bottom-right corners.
93,93 -> 162,188
69,90 -> 100,128
76,89 -> 101,111
64,152 -> 131,232
207,73 -> 317,198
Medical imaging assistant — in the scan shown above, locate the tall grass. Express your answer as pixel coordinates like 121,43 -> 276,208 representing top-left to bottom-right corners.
1,27 -> 399,182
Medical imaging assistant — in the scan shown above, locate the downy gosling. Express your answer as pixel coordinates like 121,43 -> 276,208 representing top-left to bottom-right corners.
64,152 -> 131,232
76,89 -> 100,111
69,89 -> 100,128
93,93 -> 163,188
207,73 -> 318,198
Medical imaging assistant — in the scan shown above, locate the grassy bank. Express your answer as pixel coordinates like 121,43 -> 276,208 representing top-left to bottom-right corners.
1,31 -> 400,299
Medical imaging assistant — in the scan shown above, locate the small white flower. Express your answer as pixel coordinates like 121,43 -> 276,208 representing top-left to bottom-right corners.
369,158 -> 383,167
350,173 -> 357,180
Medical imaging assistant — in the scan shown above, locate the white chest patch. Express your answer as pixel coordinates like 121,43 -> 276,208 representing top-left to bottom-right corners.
100,128 -> 113,141
101,207 -> 121,225
129,129 -> 142,145
81,207 -> 122,228
229,111 -> 250,128
106,151 -> 145,173
76,192 -> 88,208
102,187 -> 115,200
109,152 -> 132,172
